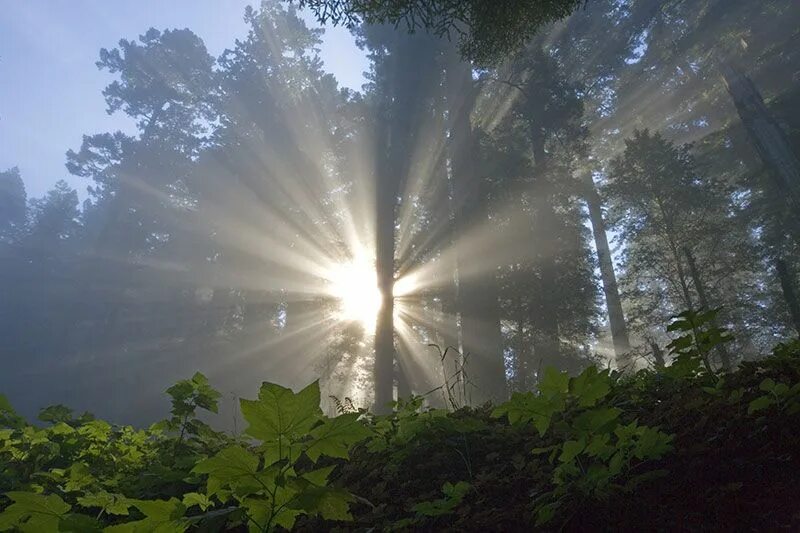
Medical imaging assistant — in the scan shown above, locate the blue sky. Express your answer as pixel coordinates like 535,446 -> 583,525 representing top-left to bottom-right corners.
0,1 -> 368,200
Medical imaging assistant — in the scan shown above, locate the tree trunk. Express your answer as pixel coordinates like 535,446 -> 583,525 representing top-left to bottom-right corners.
373,114 -> 397,413
683,247 -> 732,371
446,55 -> 507,404
721,64 -> 800,209
582,173 -> 631,369
529,136 -> 561,376
775,257 -> 800,337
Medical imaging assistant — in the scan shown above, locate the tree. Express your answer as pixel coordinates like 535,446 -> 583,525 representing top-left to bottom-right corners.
26,181 -> 80,254
0,167 -> 27,243
297,0 -> 586,64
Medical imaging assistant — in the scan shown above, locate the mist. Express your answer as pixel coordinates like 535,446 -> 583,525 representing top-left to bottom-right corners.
1,0 -> 799,424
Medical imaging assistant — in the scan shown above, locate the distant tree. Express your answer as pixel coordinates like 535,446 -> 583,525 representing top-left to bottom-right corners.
26,180 -> 80,254
0,167 -> 27,243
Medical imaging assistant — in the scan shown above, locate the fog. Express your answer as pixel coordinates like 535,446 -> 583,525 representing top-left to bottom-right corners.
1,0 -> 799,427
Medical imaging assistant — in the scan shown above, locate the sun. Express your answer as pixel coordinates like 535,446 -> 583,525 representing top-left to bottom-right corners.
327,257 -> 383,332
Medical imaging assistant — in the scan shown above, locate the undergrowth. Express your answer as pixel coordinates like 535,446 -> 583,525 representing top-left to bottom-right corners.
1,311 -> 799,531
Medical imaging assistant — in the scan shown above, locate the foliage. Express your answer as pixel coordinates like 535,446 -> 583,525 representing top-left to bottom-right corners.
296,0 -> 586,64
2,328 -> 800,530
0,376 -> 372,532
665,308 -> 733,378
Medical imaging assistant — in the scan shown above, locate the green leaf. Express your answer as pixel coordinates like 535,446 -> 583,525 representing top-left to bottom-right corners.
492,392 -> 563,436
240,381 -> 321,457
192,445 -> 260,494
534,501 -> 559,526
758,378 -> 776,393
58,513 -> 103,532
569,367 -> 611,407
538,367 -> 570,399
633,427 -> 673,460
106,498 -> 187,533
0,492 -> 71,532
747,395 -> 774,414
289,486 -> 354,521
559,439 -> 586,463
181,493 -> 212,512
305,413 -> 371,462
77,491 -> 132,516
573,407 -> 621,434
302,465 -> 336,486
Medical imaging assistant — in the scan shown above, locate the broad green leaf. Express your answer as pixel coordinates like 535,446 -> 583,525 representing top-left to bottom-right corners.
192,445 -> 259,493
633,427 -> 673,460
492,392 -> 563,436
305,413 -> 371,462
242,491 -> 300,532
240,381 -> 321,455
573,407 -> 621,434
302,465 -> 336,486
569,367 -> 611,407
747,395 -> 774,414
0,492 -> 71,532
65,462 -> 95,492
758,378 -> 776,393
181,493 -> 212,512
538,367 -> 570,399
105,498 -> 187,533
559,439 -> 586,463
289,486 -> 354,521
58,513 -> 103,532
77,491 -> 132,516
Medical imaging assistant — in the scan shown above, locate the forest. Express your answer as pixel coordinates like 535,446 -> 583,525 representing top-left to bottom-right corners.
1,0 -> 799,530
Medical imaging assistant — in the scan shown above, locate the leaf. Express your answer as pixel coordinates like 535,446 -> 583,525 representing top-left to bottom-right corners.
758,378 -> 776,393
106,498 -> 187,533
633,427 -> 673,460
240,381 -> 321,456
747,395 -> 774,414
77,491 -> 132,516
492,392 -> 563,436
411,482 -> 469,517
302,465 -> 336,486
538,367 -> 570,399
573,407 -> 621,434
58,513 -> 103,532
192,445 -> 260,494
181,493 -> 212,512
289,486 -> 354,521
559,439 -> 586,463
569,367 -> 611,407
305,413 -> 371,462
0,492 -> 71,532
534,501 -> 559,526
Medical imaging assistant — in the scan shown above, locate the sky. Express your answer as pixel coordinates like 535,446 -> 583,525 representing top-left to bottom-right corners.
0,0 -> 368,200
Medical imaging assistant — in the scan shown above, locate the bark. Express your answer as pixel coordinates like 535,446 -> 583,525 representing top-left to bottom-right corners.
775,257 -> 800,336
582,173 -> 631,369
529,135 -> 561,376
446,55 -> 507,403
683,247 -> 732,371
721,64 -> 800,209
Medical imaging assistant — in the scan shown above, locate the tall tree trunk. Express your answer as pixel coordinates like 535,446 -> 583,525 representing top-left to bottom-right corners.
683,247 -> 732,371
775,257 -> 800,336
446,55 -> 507,403
721,65 -> 800,209
582,173 -> 631,369
373,109 -> 397,414
529,135 -> 561,376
